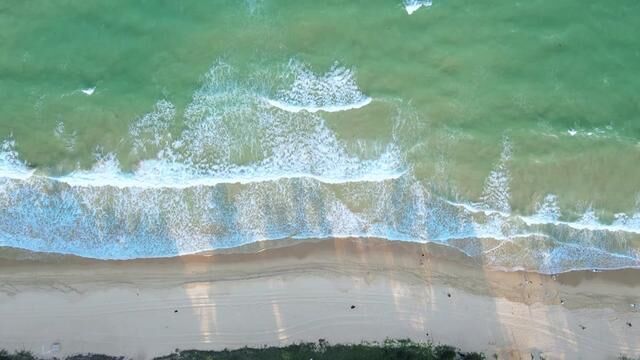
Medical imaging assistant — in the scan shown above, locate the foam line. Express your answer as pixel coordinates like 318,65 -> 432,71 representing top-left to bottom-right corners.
263,97 -> 372,113
444,199 -> 640,235
53,165 -> 406,189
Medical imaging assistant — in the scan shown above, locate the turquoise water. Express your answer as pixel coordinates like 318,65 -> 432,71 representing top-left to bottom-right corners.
1,0 -> 639,272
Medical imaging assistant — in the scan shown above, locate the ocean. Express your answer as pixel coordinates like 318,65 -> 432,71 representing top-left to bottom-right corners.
1,0 -> 639,273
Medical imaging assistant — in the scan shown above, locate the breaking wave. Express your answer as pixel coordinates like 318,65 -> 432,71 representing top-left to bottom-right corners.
1,59 -> 639,274
1,61 -> 404,188
1,160 -> 639,273
0,139 -> 34,180
263,60 -> 372,113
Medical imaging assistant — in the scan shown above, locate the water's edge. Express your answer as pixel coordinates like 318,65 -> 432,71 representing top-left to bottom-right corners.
3,236 -> 638,275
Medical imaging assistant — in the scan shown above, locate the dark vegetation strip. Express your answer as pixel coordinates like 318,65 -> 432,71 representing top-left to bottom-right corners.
3,340 -> 636,360
1,340 -> 486,360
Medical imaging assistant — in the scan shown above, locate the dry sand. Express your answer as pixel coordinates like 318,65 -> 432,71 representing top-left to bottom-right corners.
0,238 -> 639,359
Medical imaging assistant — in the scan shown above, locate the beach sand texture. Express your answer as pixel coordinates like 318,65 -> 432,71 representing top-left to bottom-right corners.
1,238 -> 638,359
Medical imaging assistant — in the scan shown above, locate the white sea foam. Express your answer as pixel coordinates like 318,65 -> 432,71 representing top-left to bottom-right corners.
2,61 -> 640,273
19,61 -> 405,189
1,165 -> 639,272
0,139 -> 34,180
129,100 -> 176,155
531,194 -> 561,222
53,121 -> 77,151
404,0 -> 432,15
479,137 -> 512,212
81,87 -> 96,96
614,212 -> 640,229
445,195 -> 640,236
265,60 -> 372,113
565,127 -> 615,139
263,97 -> 372,113
164,60 -> 403,185
53,154 -> 405,189
53,121 -> 65,139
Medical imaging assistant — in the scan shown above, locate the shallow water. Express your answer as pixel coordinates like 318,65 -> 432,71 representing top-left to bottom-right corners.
1,0 -> 639,272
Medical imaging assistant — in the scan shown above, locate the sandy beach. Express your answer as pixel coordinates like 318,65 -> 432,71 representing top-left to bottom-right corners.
0,238 -> 638,360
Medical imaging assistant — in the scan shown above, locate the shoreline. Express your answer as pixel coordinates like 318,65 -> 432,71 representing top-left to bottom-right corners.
1,237 -> 639,359
3,236 -> 638,275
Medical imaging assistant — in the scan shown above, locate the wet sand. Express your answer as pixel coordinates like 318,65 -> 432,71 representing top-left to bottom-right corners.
0,238 -> 639,359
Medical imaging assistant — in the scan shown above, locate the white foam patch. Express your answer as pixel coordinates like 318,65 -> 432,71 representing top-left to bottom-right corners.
0,139 -> 34,180
53,121 -> 65,139
129,100 -> 176,155
480,236 -> 640,274
264,60 -> 372,113
526,206 -> 640,234
614,212 -> 640,229
1,165 -> 639,273
446,196 -> 640,236
480,138 -> 512,212
565,127 -> 616,139
53,121 -> 77,151
264,97 -> 372,113
2,62 -> 640,273
54,154 -> 405,189
577,207 -> 599,226
524,213 -> 640,234
81,87 -> 96,96
43,60 -> 405,189
404,0 -> 432,15
531,194 -> 561,222
56,153 -> 128,188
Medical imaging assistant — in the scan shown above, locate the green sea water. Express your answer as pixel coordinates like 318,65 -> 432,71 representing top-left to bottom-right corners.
1,0 -> 639,271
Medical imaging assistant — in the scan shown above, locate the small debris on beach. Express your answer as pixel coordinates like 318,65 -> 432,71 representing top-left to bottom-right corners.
560,299 -> 565,305
447,293 -> 451,298
174,309 -> 178,313
350,305 -> 356,309
579,325 -> 586,330
627,322 -> 632,327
